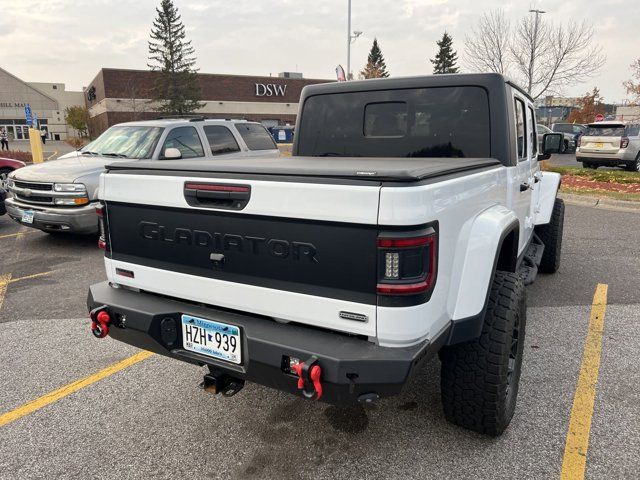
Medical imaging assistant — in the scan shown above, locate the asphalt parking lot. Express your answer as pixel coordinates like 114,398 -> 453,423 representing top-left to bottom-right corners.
0,202 -> 638,480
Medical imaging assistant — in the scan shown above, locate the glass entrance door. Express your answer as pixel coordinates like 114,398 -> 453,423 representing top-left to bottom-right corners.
0,125 -> 15,140
15,126 -> 28,140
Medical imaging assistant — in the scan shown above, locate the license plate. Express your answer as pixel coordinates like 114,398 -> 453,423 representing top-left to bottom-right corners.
21,210 -> 34,224
595,142 -> 604,148
181,314 -> 241,364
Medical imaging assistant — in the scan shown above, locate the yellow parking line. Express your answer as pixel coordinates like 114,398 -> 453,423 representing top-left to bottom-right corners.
9,270 -> 56,284
560,284 -> 608,480
46,151 -> 58,160
0,231 -> 35,240
0,350 -> 154,428
0,273 -> 12,310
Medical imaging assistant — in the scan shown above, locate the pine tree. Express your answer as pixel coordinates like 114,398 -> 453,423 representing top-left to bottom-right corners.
360,38 -> 390,79
431,32 -> 459,74
148,0 -> 204,114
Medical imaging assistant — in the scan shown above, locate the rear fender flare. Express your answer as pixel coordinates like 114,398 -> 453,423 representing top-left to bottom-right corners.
535,171 -> 561,225
447,206 -> 519,339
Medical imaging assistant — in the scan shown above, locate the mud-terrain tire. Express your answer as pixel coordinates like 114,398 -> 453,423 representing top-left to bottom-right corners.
536,198 -> 565,273
440,271 -> 526,436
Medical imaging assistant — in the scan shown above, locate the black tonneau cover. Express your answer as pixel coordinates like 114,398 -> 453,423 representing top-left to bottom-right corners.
107,156 -> 501,182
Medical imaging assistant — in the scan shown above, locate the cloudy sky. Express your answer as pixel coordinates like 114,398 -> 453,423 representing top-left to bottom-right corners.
0,0 -> 636,102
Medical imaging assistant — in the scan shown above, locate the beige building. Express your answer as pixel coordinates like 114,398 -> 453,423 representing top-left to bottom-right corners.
0,66 -> 84,142
615,105 -> 640,122
541,95 -> 580,108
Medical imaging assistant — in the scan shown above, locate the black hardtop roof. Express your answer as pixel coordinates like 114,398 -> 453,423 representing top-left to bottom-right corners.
107,156 -> 501,182
300,73 -> 532,102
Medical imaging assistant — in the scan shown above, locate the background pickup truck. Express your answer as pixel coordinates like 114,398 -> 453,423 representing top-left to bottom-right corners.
4,119 -> 278,234
88,73 -> 564,436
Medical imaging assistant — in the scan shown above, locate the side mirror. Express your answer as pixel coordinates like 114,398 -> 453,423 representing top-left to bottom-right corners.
538,133 -> 562,161
163,147 -> 182,159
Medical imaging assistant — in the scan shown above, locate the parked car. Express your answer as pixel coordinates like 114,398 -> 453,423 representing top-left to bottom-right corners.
4,119 -> 279,234
88,73 -> 564,436
551,123 -> 586,153
0,157 -> 26,184
576,121 -> 640,171
537,124 -> 553,152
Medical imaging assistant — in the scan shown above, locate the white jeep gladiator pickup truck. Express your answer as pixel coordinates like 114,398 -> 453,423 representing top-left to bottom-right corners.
88,73 -> 564,436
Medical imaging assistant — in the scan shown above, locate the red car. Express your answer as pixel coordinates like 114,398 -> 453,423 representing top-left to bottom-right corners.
0,157 -> 26,181
0,157 -> 26,216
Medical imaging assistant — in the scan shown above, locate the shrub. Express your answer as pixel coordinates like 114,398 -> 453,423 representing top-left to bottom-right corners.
0,150 -> 33,163
66,137 -> 88,149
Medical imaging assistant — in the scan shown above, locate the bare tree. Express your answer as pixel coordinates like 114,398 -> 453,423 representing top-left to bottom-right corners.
623,58 -> 640,104
512,18 -> 604,99
121,78 -> 148,121
464,9 -> 605,100
464,10 -> 510,75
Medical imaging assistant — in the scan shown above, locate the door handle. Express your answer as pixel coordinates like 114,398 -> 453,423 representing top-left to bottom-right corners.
520,182 -> 531,192
533,172 -> 542,183
184,182 -> 251,210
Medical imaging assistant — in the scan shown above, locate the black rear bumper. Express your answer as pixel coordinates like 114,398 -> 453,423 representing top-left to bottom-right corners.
87,282 -> 449,404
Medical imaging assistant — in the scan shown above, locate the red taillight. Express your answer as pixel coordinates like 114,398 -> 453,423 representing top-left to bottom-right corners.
96,203 -> 109,252
376,230 -> 437,296
377,236 -> 433,248
621,137 -> 629,148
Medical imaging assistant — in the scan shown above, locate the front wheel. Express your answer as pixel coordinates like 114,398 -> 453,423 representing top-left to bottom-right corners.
440,271 -> 526,436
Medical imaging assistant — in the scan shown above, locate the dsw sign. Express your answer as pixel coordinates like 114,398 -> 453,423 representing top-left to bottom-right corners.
255,83 -> 287,97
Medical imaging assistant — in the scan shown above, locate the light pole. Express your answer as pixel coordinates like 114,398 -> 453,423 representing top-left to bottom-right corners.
347,0 -> 362,80
528,9 -> 546,95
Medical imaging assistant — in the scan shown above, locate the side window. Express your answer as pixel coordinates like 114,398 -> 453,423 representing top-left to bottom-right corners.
514,98 -> 527,160
527,106 -> 537,155
626,125 -> 640,137
235,123 -> 277,151
203,126 -> 240,155
160,126 -> 204,159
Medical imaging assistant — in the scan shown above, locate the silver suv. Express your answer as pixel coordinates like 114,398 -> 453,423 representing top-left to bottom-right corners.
576,121 -> 640,171
5,119 -> 279,234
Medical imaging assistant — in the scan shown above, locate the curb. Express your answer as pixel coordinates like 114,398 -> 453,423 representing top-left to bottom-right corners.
558,192 -> 640,213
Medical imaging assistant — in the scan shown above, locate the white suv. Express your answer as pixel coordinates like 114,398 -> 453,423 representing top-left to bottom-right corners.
576,121 -> 640,171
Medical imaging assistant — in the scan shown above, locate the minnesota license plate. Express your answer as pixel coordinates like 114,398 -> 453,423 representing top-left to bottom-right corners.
595,142 -> 604,148
181,314 -> 241,364
21,210 -> 34,224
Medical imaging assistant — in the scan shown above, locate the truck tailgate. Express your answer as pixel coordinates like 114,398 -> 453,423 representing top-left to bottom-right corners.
102,172 -> 381,337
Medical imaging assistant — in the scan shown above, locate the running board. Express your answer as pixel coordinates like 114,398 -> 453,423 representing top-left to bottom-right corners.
518,234 -> 545,286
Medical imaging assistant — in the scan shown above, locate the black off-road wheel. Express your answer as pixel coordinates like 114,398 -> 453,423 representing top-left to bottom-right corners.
440,271 -> 526,436
536,198 -> 565,273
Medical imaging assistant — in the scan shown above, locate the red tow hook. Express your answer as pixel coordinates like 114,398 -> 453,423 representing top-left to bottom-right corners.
89,306 -> 111,339
291,356 -> 323,400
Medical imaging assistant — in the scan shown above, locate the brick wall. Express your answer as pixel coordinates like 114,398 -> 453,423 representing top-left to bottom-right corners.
90,68 -> 330,104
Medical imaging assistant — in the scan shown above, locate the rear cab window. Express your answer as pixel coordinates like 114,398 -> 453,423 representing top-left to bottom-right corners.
204,126 -> 240,155
160,126 -> 205,159
235,123 -> 277,151
297,86 -> 491,158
